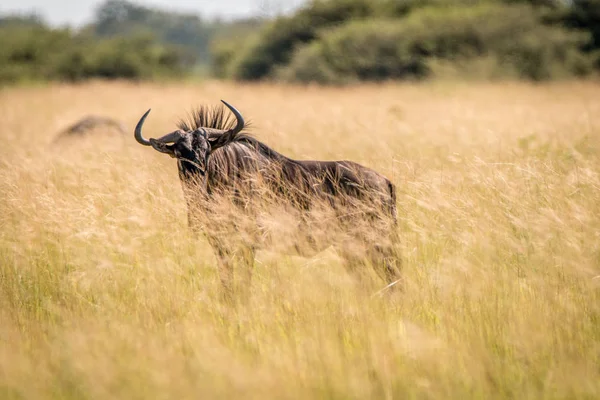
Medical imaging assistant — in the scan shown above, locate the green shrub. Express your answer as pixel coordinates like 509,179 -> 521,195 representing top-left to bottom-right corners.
277,4 -> 594,84
222,0 -> 481,80
220,0 -> 389,80
210,42 -> 234,79
556,0 -> 600,67
91,0 -> 215,62
275,23 -> 429,84
0,24 -> 194,85
495,27 -> 594,80
0,26 -> 72,83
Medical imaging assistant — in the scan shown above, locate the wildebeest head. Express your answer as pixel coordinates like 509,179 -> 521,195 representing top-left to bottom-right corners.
134,100 -> 245,175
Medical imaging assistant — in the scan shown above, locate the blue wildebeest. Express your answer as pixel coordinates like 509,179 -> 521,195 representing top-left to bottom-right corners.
134,100 -> 401,295
53,116 -> 126,144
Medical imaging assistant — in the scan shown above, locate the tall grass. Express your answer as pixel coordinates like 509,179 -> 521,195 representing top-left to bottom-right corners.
0,80 -> 599,399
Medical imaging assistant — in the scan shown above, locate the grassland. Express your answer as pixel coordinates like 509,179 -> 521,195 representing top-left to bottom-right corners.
0,80 -> 599,399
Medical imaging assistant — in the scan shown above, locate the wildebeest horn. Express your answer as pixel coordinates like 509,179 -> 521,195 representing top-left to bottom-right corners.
134,109 -> 152,146
221,100 -> 245,135
135,109 -> 183,145
154,131 -> 184,143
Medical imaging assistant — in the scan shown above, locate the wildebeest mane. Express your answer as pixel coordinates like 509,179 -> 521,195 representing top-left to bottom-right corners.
177,104 -> 251,132
177,104 -> 286,162
232,135 -> 290,162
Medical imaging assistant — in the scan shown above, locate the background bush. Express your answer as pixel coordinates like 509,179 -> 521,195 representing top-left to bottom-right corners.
0,24 -> 192,85
275,4 -> 594,84
1,0 -> 599,85
219,0 -> 380,81
214,0 -> 600,83
0,0 -> 259,85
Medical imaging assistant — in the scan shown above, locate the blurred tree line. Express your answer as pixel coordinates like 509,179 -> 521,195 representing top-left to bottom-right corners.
213,0 -> 600,83
1,0 -> 599,85
0,0 -> 262,85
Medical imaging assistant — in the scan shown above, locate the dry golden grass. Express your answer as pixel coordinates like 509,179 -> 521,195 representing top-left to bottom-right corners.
1,80 -> 599,399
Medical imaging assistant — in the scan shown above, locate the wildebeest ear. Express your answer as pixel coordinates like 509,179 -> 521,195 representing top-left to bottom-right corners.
208,100 -> 245,151
208,131 -> 236,151
149,138 -> 175,156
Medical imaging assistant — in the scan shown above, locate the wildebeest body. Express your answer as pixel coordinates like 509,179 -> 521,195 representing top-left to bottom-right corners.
134,101 -> 401,295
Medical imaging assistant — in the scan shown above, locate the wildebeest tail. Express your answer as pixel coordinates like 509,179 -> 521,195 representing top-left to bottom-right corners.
388,180 -> 398,226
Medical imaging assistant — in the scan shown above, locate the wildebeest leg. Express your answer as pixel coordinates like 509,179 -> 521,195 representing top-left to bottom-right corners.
339,225 -> 402,293
212,244 -> 235,301
340,247 -> 402,295
211,241 -> 255,301
368,244 -> 402,292
237,246 -> 256,300
188,211 -> 202,235
340,251 -> 380,294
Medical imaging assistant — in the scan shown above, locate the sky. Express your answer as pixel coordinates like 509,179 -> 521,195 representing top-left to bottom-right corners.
0,0 -> 306,26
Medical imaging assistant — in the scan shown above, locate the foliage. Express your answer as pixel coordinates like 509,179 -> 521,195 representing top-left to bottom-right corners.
2,0 -> 599,85
0,0 -> 267,86
277,3 -> 595,83
213,0 -> 599,83
561,0 -> 600,54
210,17 -> 265,79
211,40 -> 241,79
88,0 -> 218,63
219,0 -> 392,80
0,12 -> 45,27
0,23 -> 193,85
